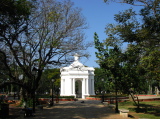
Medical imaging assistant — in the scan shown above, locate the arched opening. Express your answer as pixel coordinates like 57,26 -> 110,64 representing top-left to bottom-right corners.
75,79 -> 82,98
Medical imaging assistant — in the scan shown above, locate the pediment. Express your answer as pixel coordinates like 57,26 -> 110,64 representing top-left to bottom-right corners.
60,53 -> 94,73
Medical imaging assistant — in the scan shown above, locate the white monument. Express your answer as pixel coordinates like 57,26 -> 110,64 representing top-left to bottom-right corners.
60,53 -> 95,99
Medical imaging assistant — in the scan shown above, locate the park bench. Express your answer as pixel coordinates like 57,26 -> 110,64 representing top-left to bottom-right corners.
119,109 -> 129,117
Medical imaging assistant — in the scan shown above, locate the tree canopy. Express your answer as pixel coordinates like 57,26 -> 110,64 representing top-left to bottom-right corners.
0,0 -> 90,98
95,0 -> 160,95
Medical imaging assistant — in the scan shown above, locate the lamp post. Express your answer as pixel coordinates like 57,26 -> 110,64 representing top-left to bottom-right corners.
101,79 -> 104,103
115,78 -> 119,113
32,67 -> 37,113
18,74 -> 23,100
51,79 -> 54,106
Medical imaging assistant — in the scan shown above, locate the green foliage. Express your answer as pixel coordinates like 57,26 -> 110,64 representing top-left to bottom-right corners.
119,100 -> 160,118
94,67 -> 116,93
96,0 -> 160,94
20,98 -> 33,107
0,0 -> 32,35
94,33 -> 126,93
140,48 -> 160,81
119,101 -> 135,107
0,0 -> 88,101
0,0 -> 31,17
0,0 -> 89,108
37,68 -> 60,94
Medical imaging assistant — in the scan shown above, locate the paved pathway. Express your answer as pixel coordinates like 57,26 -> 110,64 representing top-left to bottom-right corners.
24,99 -> 130,119
8,96 -> 160,119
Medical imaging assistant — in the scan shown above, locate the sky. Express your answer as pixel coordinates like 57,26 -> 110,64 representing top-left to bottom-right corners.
69,0 -> 139,68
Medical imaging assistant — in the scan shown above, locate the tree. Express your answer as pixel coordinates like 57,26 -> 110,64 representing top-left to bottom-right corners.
95,0 -> 160,107
103,0 -> 160,90
94,32 -> 124,112
38,68 -> 60,95
94,68 -> 105,94
0,0 -> 33,89
95,0 -> 160,108
0,53 -> 8,82
122,45 -> 148,93
0,0 -> 90,101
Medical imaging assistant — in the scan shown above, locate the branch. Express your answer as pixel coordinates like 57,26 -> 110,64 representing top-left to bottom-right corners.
0,81 -> 30,91
0,50 -> 16,80
104,0 -> 148,6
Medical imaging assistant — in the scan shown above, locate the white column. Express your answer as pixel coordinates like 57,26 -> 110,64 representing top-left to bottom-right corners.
88,78 -> 90,94
82,78 -> 85,95
90,79 -> 92,94
63,79 -> 65,94
60,78 -> 63,95
84,78 -> 86,94
92,79 -> 95,95
73,78 -> 75,95
71,78 -> 73,94
86,78 -> 89,94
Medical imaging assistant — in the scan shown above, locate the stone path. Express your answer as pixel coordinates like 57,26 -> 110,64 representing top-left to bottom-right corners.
24,99 -> 130,119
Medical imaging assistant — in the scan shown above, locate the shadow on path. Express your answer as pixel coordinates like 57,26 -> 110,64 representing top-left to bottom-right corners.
25,100 -> 130,119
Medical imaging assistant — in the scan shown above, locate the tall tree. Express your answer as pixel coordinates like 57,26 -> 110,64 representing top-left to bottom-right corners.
94,0 -> 160,109
103,0 -> 160,90
0,0 -> 90,100
94,32 -> 124,112
0,0 -> 33,89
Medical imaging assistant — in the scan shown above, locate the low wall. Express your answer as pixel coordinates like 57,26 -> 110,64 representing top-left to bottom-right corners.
135,95 -> 157,96
86,97 -> 128,100
135,98 -> 160,102
86,96 -> 160,102
86,97 -> 101,100
38,98 -> 77,102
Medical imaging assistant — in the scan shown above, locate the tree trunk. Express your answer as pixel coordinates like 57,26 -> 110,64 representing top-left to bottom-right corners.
129,92 -> 140,109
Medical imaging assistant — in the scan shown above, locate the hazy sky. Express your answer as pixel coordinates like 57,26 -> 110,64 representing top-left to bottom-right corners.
70,0 -> 140,67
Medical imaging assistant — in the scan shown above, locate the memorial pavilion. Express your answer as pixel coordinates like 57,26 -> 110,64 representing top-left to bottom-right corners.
60,53 -> 95,99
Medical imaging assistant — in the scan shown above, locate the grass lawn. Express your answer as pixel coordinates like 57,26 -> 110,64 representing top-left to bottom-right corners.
118,101 -> 160,119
